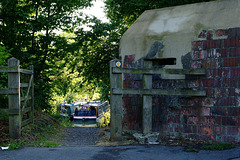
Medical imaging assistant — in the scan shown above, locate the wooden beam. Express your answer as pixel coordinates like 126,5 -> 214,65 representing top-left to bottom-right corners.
112,88 -> 206,96
8,109 -> 20,115
21,96 -> 32,102
112,67 -> 205,75
0,88 -> 19,95
143,61 -> 152,135
20,83 -> 29,88
22,107 -> 31,114
0,66 -> 19,73
20,69 -> 33,74
22,119 -> 31,127
110,59 -> 123,140
8,57 -> 21,139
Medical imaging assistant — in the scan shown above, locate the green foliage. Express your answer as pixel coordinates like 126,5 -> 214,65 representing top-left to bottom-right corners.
0,110 -> 8,120
0,0 -> 94,109
51,113 -> 73,127
8,140 -> 25,150
186,147 -> 198,152
201,142 -> 235,150
105,0 -> 215,27
97,110 -> 110,128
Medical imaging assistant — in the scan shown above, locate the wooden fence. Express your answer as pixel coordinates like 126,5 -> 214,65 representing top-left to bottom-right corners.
110,59 -> 206,140
0,57 -> 34,139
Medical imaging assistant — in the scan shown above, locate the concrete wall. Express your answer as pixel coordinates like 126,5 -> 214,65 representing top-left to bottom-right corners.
120,0 -> 240,142
120,0 -> 240,68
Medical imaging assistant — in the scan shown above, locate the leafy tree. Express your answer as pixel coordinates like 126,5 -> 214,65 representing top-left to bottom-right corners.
105,0 -> 215,27
0,0 -> 93,109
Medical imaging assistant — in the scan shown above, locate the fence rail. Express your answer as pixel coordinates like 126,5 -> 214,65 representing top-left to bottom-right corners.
110,59 -> 206,140
0,57 -> 34,139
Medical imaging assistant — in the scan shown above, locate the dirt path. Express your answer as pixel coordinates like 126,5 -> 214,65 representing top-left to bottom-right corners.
59,127 -> 101,146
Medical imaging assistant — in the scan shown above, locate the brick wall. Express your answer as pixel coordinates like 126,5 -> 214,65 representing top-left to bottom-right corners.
122,27 -> 240,143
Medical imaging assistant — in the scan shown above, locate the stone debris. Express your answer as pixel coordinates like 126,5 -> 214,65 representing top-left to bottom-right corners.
133,132 -> 160,144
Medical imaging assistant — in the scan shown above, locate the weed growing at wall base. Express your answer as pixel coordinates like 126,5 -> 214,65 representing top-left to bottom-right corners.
201,142 -> 235,150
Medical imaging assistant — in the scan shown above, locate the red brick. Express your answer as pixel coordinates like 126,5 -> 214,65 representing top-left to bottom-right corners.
212,107 -> 227,116
213,126 -> 221,135
227,107 -> 240,116
188,134 -> 201,140
123,80 -> 131,88
230,68 -> 238,77
206,40 -> 211,49
223,136 -> 236,142
221,97 -> 236,106
227,127 -> 239,135
202,59 -> 217,68
202,98 -> 215,107
214,88 -> 228,97
189,80 -> 201,88
223,58 -> 238,67
228,28 -> 237,38
191,61 -> 202,69
191,51 -> 199,60
204,88 -> 213,97
207,30 -> 213,40
187,116 -> 200,125
200,107 -> 211,115
229,48 -> 236,57
201,116 -> 217,125
206,69 -> 213,78
216,49 -> 227,57
202,79 -> 215,87
181,107 -> 192,115
202,135 -> 215,141
199,50 -> 207,59
200,126 -> 212,135
215,29 -> 227,37
236,48 -> 240,56
228,88 -> 235,96
198,30 -> 207,39
222,117 -> 238,126
168,115 -> 180,123
192,41 -> 202,50
225,39 -> 231,47
222,78 -> 237,87
183,125 -> 198,133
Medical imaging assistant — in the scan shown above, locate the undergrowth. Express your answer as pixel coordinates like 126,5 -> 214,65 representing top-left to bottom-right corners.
201,142 -> 235,150
97,110 -> 110,128
0,112 -> 71,149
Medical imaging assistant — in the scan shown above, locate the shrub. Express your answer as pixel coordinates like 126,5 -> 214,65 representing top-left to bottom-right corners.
97,110 -> 110,127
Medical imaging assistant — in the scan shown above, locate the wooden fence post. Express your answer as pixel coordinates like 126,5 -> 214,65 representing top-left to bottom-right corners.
110,59 -> 123,140
143,61 -> 152,135
29,65 -> 34,124
8,58 -> 21,139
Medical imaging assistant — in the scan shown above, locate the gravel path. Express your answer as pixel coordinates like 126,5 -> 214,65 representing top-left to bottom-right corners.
59,127 -> 101,146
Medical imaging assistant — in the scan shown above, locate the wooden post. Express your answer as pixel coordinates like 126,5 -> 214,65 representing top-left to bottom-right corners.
29,65 -> 34,124
8,58 -> 21,139
110,59 -> 123,140
142,61 -> 152,135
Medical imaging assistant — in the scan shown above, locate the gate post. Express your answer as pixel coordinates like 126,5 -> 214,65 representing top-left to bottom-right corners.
110,59 -> 123,140
29,65 -> 34,124
143,61 -> 153,135
8,58 -> 21,139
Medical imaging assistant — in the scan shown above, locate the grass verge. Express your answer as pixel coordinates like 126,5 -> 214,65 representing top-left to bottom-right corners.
0,112 -> 72,149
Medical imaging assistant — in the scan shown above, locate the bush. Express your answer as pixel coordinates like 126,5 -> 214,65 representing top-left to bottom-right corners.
201,142 -> 235,150
97,110 -> 110,128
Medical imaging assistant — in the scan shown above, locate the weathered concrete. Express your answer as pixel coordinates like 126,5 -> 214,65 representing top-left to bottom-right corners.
120,0 -> 240,67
